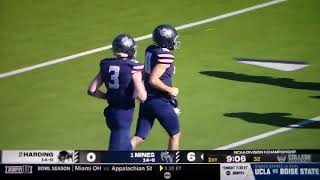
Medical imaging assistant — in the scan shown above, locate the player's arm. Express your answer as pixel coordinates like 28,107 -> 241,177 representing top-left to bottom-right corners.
149,63 -> 178,97
87,72 -> 106,100
132,71 -> 147,102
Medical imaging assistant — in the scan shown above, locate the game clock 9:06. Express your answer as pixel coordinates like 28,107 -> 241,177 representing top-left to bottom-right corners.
226,155 -> 246,163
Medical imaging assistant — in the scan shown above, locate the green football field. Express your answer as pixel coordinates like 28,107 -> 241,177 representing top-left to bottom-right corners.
0,0 -> 319,150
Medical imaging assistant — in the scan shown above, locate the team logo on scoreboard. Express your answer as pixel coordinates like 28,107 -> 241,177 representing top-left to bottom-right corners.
5,165 -> 33,174
57,151 -> 73,163
277,155 -> 287,162
160,151 -> 180,163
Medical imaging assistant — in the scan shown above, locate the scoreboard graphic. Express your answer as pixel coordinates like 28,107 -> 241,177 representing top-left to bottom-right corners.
1,150 -> 319,179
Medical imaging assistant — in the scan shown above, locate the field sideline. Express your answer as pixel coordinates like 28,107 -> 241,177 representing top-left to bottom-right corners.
0,0 -> 319,150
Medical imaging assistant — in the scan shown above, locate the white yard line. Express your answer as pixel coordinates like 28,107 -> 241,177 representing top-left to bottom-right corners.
215,116 -> 320,150
0,0 -> 288,78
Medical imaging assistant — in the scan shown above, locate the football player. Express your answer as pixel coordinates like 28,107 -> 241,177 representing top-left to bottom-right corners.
131,24 -> 181,150
88,34 -> 147,151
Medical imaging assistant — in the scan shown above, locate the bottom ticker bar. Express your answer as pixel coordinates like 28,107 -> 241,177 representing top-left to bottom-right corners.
0,164 -> 220,179
1,163 -> 320,180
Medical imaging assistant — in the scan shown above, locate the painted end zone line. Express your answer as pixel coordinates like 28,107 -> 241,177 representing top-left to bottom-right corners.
215,116 -> 320,150
0,0 -> 288,79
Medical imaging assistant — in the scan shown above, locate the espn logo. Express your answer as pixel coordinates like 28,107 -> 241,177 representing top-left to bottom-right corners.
5,165 -> 33,174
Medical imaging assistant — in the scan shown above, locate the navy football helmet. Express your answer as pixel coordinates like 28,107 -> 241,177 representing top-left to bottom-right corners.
152,24 -> 180,50
112,34 -> 136,58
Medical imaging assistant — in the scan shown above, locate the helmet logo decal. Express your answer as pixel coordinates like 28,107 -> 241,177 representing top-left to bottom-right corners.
159,28 -> 173,38
121,36 -> 133,47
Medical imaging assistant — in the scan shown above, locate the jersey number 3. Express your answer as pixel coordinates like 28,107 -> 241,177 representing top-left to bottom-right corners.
108,66 -> 120,89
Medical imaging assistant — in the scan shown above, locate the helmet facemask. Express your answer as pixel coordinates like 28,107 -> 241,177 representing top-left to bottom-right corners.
133,45 -> 137,58
173,35 -> 180,50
